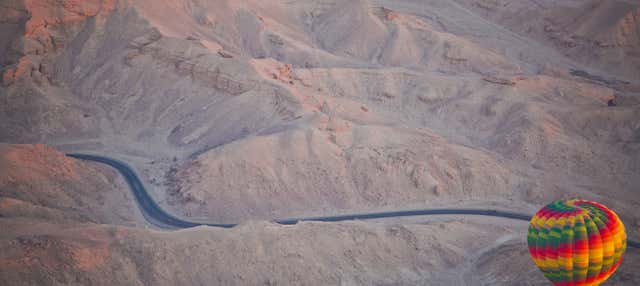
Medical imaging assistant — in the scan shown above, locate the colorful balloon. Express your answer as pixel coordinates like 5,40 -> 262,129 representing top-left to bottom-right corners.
528,199 -> 626,286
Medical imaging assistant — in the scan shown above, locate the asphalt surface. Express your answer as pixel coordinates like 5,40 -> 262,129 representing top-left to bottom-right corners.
67,153 -> 640,249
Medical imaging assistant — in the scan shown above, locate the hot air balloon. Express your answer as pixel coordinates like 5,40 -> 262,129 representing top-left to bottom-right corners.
528,199 -> 626,285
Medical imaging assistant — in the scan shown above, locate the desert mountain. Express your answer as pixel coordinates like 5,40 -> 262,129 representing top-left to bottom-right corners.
0,0 -> 639,285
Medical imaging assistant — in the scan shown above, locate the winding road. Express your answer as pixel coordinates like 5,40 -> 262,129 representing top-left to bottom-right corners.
67,153 -> 640,249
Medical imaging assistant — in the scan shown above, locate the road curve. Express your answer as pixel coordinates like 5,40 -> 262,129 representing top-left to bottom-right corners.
67,153 -> 640,249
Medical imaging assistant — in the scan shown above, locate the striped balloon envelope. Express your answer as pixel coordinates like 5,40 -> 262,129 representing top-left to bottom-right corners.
528,199 -> 626,285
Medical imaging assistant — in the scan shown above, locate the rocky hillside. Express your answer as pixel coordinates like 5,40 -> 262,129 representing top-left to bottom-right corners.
3,0 -> 638,226
1,145 -> 639,285
454,0 -> 640,80
0,0 -> 639,284
0,143 -> 141,225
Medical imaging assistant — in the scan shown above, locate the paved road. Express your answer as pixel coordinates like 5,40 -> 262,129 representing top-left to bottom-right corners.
67,153 -> 639,249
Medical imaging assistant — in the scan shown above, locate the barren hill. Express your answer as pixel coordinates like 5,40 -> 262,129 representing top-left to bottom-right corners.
2,144 -> 640,285
0,0 -> 639,285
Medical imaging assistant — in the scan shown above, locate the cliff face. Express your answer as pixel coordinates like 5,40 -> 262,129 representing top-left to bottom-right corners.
1,0 -> 117,85
0,0 -> 123,142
